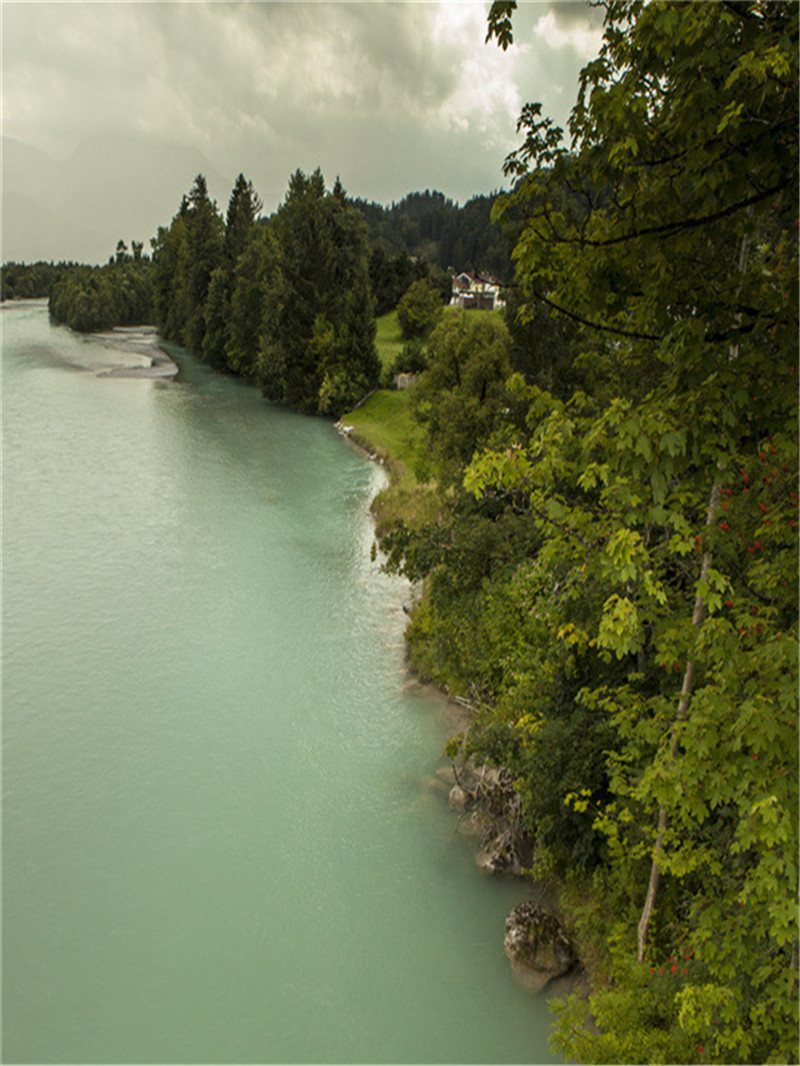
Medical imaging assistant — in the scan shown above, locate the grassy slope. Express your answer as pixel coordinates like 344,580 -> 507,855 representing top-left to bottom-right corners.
344,307 -> 504,534
342,310 -> 444,536
374,310 -> 405,374
341,388 -> 440,536
342,389 -> 424,475
345,312 -> 423,476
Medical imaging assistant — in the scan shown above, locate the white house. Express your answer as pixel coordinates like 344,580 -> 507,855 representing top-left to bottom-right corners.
450,271 -> 505,311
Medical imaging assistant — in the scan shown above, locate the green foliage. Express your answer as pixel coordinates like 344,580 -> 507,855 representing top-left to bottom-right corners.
466,2 -> 800,1061
388,339 -> 429,380
225,173 -> 262,267
410,311 -> 514,480
381,4 -> 798,1063
396,279 -> 444,340
151,176 -> 231,362
201,265 -> 230,370
486,0 -> 517,51
226,225 -> 272,378
550,952 -> 703,1064
182,175 -> 225,356
368,247 -> 433,316
503,285 -> 585,399
150,207 -> 189,343
149,168 -> 379,415
199,173 -> 264,370
1,261 -> 71,301
355,190 -> 512,284
256,169 -> 379,415
48,252 -> 154,331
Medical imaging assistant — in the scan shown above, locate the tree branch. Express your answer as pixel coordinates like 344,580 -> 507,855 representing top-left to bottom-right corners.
576,182 -> 789,249
636,481 -> 722,962
531,288 -> 663,342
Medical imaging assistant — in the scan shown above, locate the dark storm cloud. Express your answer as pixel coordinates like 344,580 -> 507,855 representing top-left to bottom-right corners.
1,1 -> 602,261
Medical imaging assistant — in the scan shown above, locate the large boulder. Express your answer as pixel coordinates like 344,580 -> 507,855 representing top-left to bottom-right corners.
503,902 -> 577,993
475,832 -> 524,875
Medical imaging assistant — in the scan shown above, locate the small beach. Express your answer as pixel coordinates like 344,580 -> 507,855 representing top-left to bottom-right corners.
93,325 -> 178,378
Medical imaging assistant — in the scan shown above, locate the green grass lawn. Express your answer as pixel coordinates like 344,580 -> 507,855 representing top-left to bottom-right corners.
375,311 -> 405,374
340,387 -> 439,536
341,389 -> 423,477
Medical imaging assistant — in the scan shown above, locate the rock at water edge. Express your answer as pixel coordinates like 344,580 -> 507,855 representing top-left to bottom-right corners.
503,901 -> 576,993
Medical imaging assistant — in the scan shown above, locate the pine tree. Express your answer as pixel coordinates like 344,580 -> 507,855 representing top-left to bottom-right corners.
183,174 -> 224,356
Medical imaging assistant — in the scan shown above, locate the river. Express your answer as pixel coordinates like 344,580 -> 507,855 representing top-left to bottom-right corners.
2,302 -> 558,1064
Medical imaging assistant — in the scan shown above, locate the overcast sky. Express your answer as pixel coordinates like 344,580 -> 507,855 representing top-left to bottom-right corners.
1,1 -> 604,262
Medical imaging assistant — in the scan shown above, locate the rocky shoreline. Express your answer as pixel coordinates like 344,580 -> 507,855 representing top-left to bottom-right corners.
397,675 -> 583,1000
422,718 -> 583,997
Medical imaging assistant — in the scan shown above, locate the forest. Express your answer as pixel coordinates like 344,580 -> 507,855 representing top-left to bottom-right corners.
2,182 -> 509,414
353,189 -> 512,283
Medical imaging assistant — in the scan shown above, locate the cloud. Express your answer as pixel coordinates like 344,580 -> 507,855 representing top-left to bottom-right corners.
502,1 -> 604,135
1,1 -> 603,259
430,3 -> 520,133
532,8 -> 604,58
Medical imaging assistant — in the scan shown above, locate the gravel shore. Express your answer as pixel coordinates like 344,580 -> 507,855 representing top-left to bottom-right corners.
94,326 -> 179,378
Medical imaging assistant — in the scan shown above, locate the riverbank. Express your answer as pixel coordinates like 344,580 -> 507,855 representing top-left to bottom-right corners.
337,388 -> 440,539
339,386 -> 588,1007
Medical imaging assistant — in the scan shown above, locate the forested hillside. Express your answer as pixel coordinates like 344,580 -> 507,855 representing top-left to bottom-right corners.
353,190 -> 511,282
380,2 -> 798,1062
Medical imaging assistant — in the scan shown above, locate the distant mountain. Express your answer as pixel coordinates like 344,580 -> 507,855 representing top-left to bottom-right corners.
2,134 -> 231,264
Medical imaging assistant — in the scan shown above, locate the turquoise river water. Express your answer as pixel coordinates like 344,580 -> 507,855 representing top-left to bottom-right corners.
2,302 -> 558,1064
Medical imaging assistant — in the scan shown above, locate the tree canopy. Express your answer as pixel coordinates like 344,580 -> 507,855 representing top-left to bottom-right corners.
150,168 -> 380,416
396,278 -> 445,341
48,244 -> 154,331
386,3 -> 798,1061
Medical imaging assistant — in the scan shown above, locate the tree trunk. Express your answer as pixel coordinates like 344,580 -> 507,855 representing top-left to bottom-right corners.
636,226 -> 751,962
636,482 -> 722,962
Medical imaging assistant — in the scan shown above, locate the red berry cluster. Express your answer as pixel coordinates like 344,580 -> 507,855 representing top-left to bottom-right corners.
649,948 -> 694,979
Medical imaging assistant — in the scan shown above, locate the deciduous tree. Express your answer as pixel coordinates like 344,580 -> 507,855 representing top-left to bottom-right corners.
396,278 -> 444,340
459,3 -> 799,1060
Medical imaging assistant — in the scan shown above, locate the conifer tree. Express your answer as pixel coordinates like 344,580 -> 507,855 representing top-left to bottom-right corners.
225,173 -> 263,267
183,174 -> 224,356
258,169 -> 378,414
